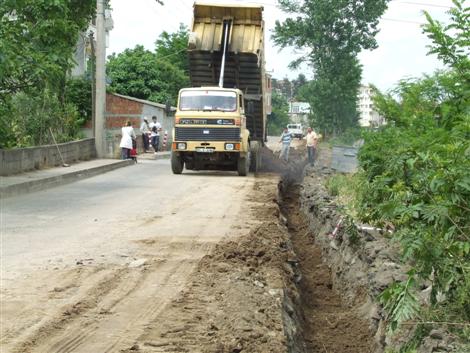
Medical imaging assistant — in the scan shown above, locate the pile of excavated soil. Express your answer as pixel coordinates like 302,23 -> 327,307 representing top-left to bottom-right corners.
122,176 -> 306,353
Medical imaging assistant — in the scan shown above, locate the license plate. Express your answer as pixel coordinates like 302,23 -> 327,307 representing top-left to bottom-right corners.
196,147 -> 214,153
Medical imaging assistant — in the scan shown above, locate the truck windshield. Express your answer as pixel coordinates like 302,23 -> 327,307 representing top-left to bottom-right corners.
179,90 -> 237,112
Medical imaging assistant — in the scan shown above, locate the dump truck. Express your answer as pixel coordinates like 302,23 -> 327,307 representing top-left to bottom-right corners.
171,1 -> 270,176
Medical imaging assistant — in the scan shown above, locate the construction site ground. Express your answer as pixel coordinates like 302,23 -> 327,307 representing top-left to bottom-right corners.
2,140 -> 421,353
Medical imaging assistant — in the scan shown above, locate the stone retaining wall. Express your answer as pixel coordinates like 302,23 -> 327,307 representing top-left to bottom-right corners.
0,138 -> 96,176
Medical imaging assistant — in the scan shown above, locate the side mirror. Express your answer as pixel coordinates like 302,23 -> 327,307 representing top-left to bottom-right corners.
246,101 -> 254,114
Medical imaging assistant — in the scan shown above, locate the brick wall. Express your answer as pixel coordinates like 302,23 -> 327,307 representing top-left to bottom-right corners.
0,138 -> 96,176
106,94 -> 142,115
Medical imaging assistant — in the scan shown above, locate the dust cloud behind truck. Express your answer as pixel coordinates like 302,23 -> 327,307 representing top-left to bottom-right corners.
171,1 -> 271,176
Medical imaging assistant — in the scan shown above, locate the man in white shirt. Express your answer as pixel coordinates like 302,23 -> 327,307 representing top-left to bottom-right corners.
140,117 -> 151,152
149,116 -> 162,154
305,127 -> 318,166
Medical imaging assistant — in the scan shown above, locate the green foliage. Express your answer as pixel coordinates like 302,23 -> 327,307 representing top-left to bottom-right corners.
107,26 -> 190,106
155,23 -> 189,75
273,0 -> 390,135
328,126 -> 363,146
2,89 -> 83,148
379,275 -> 421,332
357,0 -> 470,338
267,91 -> 290,135
0,0 -> 95,148
0,0 -> 95,98
272,74 -> 310,101
64,76 -> 92,121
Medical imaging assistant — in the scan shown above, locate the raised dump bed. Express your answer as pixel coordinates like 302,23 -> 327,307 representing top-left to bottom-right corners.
188,2 -> 267,141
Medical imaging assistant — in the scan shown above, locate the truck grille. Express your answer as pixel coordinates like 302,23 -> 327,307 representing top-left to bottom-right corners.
175,127 -> 241,141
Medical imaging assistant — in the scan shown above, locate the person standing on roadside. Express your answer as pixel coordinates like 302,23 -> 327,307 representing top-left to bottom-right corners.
119,120 -> 136,160
279,126 -> 292,162
305,127 -> 318,166
140,116 -> 151,152
149,115 -> 162,154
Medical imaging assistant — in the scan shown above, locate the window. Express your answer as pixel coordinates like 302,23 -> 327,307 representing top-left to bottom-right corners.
179,90 -> 237,112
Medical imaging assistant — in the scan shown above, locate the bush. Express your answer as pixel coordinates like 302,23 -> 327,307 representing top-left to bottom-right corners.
2,89 -> 84,148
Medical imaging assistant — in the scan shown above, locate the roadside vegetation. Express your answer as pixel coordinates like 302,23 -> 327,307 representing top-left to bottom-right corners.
0,1 -> 188,149
106,24 -> 190,107
326,1 -> 470,349
0,0 -> 96,148
267,91 -> 290,135
274,0 -> 391,137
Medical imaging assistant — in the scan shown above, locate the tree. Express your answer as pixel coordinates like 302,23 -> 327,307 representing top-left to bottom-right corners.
0,0 -> 95,148
273,0 -> 390,135
107,45 -> 189,106
0,0 -> 95,99
155,24 -> 190,75
267,91 -> 290,135
107,26 -> 191,106
292,73 -> 308,100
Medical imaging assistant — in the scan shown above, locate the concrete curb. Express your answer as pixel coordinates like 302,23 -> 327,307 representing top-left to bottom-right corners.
1,160 -> 134,199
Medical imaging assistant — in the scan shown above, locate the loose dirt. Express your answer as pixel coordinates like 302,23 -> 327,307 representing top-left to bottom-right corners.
121,176 -> 300,353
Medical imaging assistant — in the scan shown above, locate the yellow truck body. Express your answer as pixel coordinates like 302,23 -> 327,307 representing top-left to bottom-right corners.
171,2 -> 269,176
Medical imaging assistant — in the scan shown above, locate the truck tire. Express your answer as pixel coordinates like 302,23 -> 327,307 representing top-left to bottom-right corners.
185,161 -> 194,170
249,141 -> 262,172
171,152 -> 184,174
237,155 -> 249,176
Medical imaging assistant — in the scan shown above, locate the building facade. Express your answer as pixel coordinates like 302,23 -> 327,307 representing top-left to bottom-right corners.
288,101 -> 310,126
357,85 -> 385,127
71,9 -> 114,77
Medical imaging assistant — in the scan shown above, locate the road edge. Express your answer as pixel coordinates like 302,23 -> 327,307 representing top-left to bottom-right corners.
1,160 -> 134,199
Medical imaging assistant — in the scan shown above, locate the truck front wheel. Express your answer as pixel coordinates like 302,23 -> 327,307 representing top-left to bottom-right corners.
237,155 -> 249,176
171,152 -> 184,174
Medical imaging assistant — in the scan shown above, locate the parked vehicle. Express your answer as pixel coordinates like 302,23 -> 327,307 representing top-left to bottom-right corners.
287,123 -> 303,139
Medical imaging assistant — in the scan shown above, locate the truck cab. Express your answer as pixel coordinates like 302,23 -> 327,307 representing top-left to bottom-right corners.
171,87 -> 250,175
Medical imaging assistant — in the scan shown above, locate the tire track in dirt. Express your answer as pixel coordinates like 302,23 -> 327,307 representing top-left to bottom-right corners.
14,240 -> 214,353
11,267 -> 129,353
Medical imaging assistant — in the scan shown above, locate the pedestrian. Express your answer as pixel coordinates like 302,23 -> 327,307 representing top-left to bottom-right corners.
119,120 -> 136,160
149,115 -> 162,154
140,116 -> 151,152
305,127 -> 319,166
279,126 -> 292,162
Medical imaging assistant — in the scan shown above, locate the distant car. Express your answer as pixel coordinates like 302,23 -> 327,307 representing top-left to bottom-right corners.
287,123 -> 303,139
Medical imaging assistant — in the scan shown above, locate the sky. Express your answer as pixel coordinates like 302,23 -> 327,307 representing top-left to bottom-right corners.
107,0 -> 457,92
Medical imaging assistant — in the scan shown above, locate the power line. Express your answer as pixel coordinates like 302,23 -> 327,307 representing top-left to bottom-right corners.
382,17 -> 425,25
391,0 -> 452,9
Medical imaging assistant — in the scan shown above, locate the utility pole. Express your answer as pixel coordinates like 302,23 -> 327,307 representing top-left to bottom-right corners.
89,31 -> 96,138
95,0 -> 106,157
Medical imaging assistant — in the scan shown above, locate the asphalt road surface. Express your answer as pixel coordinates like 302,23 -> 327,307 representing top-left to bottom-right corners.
1,158 -> 259,353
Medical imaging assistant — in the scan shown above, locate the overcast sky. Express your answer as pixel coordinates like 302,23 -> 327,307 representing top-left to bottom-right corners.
107,0 -> 456,92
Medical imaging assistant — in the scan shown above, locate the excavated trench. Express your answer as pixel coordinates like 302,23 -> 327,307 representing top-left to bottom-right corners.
266,146 -> 376,353
280,183 -> 374,352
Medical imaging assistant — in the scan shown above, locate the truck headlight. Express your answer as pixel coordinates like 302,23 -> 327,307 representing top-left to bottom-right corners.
225,143 -> 234,150
177,142 -> 187,150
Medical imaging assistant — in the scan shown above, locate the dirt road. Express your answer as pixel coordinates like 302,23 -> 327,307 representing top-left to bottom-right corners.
1,159 -> 263,352
2,147 -> 386,353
